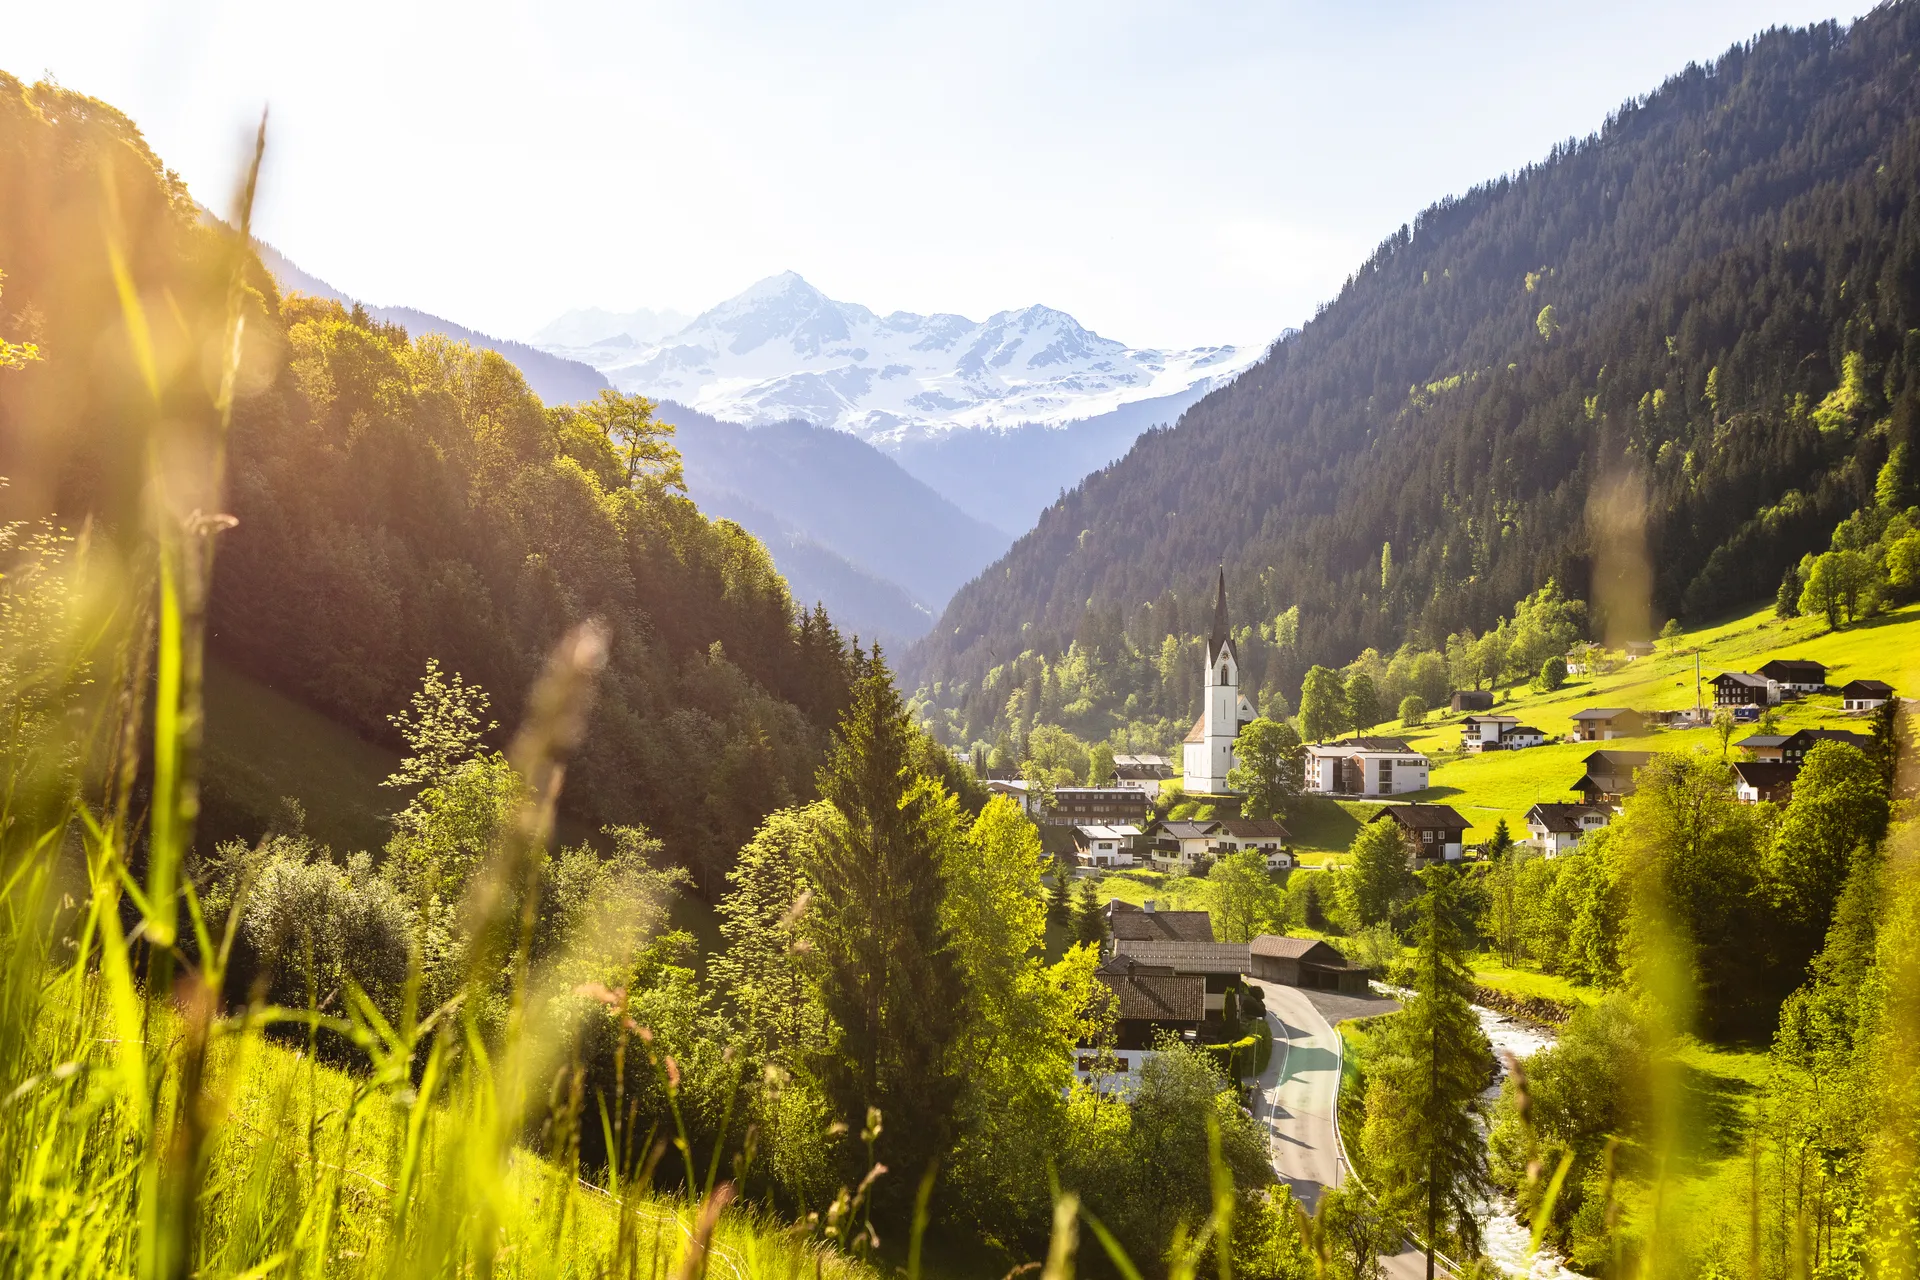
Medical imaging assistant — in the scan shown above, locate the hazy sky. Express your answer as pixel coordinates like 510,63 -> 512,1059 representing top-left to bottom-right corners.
11,1 -> 1865,349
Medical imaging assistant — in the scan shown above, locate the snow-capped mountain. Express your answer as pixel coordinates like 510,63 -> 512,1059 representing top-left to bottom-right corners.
534,272 -> 1262,440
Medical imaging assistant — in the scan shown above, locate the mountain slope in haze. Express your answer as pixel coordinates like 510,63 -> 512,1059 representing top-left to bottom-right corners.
539,271 -> 1259,442
254,241 -> 611,406
909,6 -> 1920,715
663,402 -> 1011,625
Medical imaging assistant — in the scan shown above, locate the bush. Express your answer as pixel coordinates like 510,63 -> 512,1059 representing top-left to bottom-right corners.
1533,655 -> 1569,692
1398,694 -> 1428,726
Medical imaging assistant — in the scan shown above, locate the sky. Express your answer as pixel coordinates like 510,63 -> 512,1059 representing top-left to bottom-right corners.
10,1 -> 1869,350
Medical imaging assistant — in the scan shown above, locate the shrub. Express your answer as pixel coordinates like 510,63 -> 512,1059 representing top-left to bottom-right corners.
1533,655 -> 1569,692
1399,694 -> 1429,726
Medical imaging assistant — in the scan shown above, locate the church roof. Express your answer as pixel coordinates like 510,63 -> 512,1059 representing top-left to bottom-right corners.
1183,715 -> 1206,745
1206,569 -> 1237,666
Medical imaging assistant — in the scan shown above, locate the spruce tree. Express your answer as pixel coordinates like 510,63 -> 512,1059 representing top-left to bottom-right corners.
802,646 -> 964,1203
1074,878 -> 1109,946
1047,856 -> 1073,924
1359,868 -> 1491,1278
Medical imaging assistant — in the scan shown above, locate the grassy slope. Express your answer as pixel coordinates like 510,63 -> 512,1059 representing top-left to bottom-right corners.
1342,600 -> 1920,844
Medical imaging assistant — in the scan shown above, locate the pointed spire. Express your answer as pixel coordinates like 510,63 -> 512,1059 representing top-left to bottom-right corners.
1209,567 -> 1230,659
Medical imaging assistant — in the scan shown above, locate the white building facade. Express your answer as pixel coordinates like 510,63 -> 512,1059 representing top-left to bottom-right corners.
1182,571 -> 1251,794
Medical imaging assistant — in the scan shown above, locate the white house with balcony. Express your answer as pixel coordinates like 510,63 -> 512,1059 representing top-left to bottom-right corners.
1303,738 -> 1431,798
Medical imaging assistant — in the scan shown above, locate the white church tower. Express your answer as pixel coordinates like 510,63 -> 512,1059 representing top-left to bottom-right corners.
1182,569 -> 1253,795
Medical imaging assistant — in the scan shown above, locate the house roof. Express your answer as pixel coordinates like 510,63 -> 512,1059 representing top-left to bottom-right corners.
1840,678 -> 1895,696
1112,939 -> 1251,975
1715,672 -> 1772,688
1213,818 -> 1291,841
1732,761 -> 1800,788
1737,735 -> 1791,749
1570,708 -> 1635,720
1786,728 -> 1872,749
1463,714 -> 1520,726
1306,737 -> 1420,756
1095,957 -> 1206,1023
1373,804 -> 1471,832
1114,754 -> 1170,768
1758,659 -> 1826,680
1183,715 -> 1206,745
1151,820 -> 1223,840
1526,802 -> 1610,833
1251,935 -> 1347,966
1581,750 -> 1654,769
1107,902 -> 1216,943
1502,725 -> 1545,737
1074,824 -> 1142,841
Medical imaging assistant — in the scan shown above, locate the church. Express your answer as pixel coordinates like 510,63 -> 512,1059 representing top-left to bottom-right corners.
1181,571 -> 1256,794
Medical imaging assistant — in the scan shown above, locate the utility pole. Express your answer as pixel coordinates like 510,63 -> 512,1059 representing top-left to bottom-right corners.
1695,648 -> 1702,724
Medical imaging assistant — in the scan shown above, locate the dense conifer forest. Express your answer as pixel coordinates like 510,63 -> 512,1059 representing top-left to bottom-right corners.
0,73 -> 854,890
910,7 -> 1920,726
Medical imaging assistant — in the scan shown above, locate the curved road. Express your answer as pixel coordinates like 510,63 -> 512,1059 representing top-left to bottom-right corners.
1250,978 -> 1433,1280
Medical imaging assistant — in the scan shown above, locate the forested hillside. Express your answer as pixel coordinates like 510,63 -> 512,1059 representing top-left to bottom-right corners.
0,73 -> 852,891
910,7 -> 1920,731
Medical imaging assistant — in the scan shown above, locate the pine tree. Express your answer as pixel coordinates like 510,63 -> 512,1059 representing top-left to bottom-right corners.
1775,564 -> 1802,619
1359,869 -> 1491,1278
802,646 -> 965,1202
1073,878 -> 1109,946
1047,857 -> 1073,924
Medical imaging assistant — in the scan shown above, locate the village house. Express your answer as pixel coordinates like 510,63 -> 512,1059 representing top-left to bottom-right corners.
1841,679 -> 1896,712
1570,707 -> 1643,741
1757,659 -> 1827,695
1072,824 -> 1141,869
1525,802 -> 1612,855
1733,761 -> 1798,804
1450,690 -> 1495,713
1047,787 -> 1150,826
984,778 -> 1040,817
1111,939 -> 1253,1015
1781,727 -> 1872,764
1106,900 -> 1215,944
1303,738 -> 1431,798
1212,817 -> 1293,869
1112,754 -> 1173,800
1500,724 -> 1548,750
1574,749 -> 1655,804
1624,641 -> 1657,659
1713,672 -> 1780,707
1074,955 -> 1203,1094
1371,804 -> 1471,861
1736,734 -> 1789,762
1147,819 -> 1224,872
1249,935 -> 1368,993
1460,713 -> 1519,752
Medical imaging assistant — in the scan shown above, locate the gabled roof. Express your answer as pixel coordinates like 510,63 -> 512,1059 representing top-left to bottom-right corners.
1251,935 -> 1346,966
1074,824 -> 1142,841
1107,902 -> 1215,943
1112,939 -> 1251,975
1581,749 -> 1654,768
1526,802 -> 1610,833
1095,957 -> 1206,1023
1840,678 -> 1895,696
1570,707 -> 1635,720
1463,713 -> 1520,726
1714,671 -> 1772,687
1785,728 -> 1872,749
1758,659 -> 1826,679
1150,820 -> 1223,840
1501,725 -> 1545,737
1373,804 -> 1471,832
1737,734 -> 1791,749
1732,761 -> 1799,788
1213,818 -> 1291,841
1183,715 -> 1206,745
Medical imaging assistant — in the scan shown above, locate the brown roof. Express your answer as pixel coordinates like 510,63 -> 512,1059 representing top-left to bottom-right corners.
1526,802 -> 1610,834
1570,708 -> 1635,720
1213,817 -> 1291,840
1095,957 -> 1205,1022
1732,761 -> 1799,788
1183,715 -> 1206,745
1112,939 -> 1251,975
1107,902 -> 1216,943
1251,935 -> 1346,966
1372,804 -> 1471,832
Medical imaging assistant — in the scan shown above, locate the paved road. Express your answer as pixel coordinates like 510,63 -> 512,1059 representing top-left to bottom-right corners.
1250,979 -> 1435,1280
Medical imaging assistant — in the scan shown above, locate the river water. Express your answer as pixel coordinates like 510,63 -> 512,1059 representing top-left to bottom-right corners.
1368,987 -> 1583,1279
1471,1004 -> 1584,1280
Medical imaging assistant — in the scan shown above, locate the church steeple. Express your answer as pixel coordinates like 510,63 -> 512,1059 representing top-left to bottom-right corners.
1206,567 -> 1236,666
